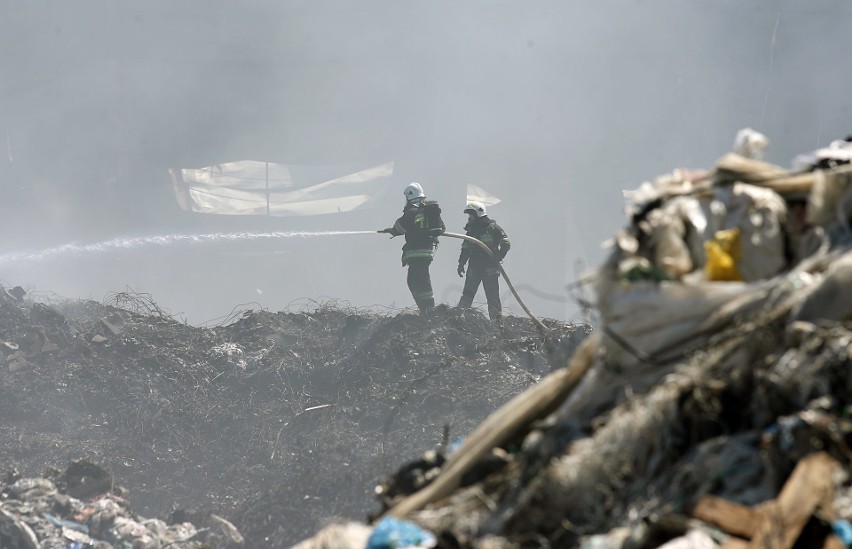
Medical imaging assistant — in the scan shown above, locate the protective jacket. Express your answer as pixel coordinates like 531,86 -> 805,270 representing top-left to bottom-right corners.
458,216 -> 510,268
388,199 -> 445,266
457,216 -> 510,320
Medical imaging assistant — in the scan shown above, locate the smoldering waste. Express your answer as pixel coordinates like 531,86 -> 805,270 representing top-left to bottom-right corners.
0,287 -> 587,548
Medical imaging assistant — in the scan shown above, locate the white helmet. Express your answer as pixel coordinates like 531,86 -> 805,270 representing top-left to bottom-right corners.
404,182 -> 425,201
464,201 -> 487,217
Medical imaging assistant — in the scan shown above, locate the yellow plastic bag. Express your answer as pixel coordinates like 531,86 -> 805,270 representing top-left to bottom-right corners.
704,227 -> 743,281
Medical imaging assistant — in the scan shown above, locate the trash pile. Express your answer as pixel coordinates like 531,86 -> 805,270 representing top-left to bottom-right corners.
0,458 -> 244,548
295,132 -> 852,548
0,283 -> 588,547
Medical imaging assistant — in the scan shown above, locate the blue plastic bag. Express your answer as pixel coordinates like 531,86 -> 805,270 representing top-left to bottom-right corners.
832,519 -> 852,547
366,517 -> 436,549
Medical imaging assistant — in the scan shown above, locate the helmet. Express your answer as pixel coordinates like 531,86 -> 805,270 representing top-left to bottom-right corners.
404,182 -> 425,201
464,201 -> 487,217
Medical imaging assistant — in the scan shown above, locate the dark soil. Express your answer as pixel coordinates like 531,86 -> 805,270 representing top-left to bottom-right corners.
0,291 -> 589,547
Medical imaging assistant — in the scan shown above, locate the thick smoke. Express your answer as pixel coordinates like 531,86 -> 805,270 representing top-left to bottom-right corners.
1,0 -> 850,323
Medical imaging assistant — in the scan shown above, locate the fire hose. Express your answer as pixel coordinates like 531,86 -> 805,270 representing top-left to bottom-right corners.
441,232 -> 547,333
377,230 -> 547,332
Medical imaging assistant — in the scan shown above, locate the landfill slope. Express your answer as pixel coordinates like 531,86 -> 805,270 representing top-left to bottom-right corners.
0,293 -> 589,547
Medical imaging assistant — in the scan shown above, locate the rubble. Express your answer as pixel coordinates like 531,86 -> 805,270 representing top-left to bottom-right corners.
0,459 -> 242,548
294,133 -> 851,548
0,285 -> 587,547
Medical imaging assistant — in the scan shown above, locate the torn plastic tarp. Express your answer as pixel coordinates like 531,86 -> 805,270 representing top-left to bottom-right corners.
466,184 -> 502,207
170,160 -> 394,216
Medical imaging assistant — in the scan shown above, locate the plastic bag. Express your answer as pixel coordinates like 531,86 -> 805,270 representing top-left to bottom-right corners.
366,517 -> 436,549
704,227 -> 743,281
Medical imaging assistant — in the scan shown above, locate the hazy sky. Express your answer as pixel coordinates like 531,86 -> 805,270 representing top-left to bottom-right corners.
2,1 -> 851,324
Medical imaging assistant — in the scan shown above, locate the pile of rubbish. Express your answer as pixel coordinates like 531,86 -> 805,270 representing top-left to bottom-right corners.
0,282 -> 588,547
0,458 -> 244,548
295,132 -> 852,548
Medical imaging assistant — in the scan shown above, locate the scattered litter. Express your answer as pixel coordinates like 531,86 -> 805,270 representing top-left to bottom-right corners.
0,461 -> 242,548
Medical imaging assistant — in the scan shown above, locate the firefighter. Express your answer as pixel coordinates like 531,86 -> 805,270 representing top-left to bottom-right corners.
456,201 -> 510,320
379,182 -> 445,315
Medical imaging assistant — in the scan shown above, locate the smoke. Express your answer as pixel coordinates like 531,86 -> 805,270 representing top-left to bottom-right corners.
1,0 -> 851,323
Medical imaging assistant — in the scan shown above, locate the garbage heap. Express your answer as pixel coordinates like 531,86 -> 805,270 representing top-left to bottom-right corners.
0,458 -> 244,549
0,280 -> 589,547
296,134 -> 852,549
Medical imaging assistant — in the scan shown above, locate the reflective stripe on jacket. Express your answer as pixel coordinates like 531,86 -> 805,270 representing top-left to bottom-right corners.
389,200 -> 438,265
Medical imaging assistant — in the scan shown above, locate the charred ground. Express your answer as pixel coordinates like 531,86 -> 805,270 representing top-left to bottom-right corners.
0,289 -> 589,547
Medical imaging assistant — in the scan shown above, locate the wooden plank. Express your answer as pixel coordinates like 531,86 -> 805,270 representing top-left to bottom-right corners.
722,538 -> 750,549
819,478 -> 842,549
823,535 -> 846,549
693,495 -> 764,538
385,334 -> 599,519
712,153 -> 852,198
748,452 -> 838,549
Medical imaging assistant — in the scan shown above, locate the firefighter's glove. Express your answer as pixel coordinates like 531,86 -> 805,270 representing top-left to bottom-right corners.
428,228 -> 444,238
457,264 -> 465,277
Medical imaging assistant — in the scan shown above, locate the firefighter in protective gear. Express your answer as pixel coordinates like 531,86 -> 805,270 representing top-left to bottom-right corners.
457,201 -> 510,320
379,182 -> 445,314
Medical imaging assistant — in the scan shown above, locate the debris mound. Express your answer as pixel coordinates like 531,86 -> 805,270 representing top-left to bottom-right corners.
295,132 -> 852,548
0,458 -> 244,548
0,287 -> 588,547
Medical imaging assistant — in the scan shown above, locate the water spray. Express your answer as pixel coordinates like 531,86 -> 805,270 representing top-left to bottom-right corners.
1,229 -> 546,333
0,230 -> 376,265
